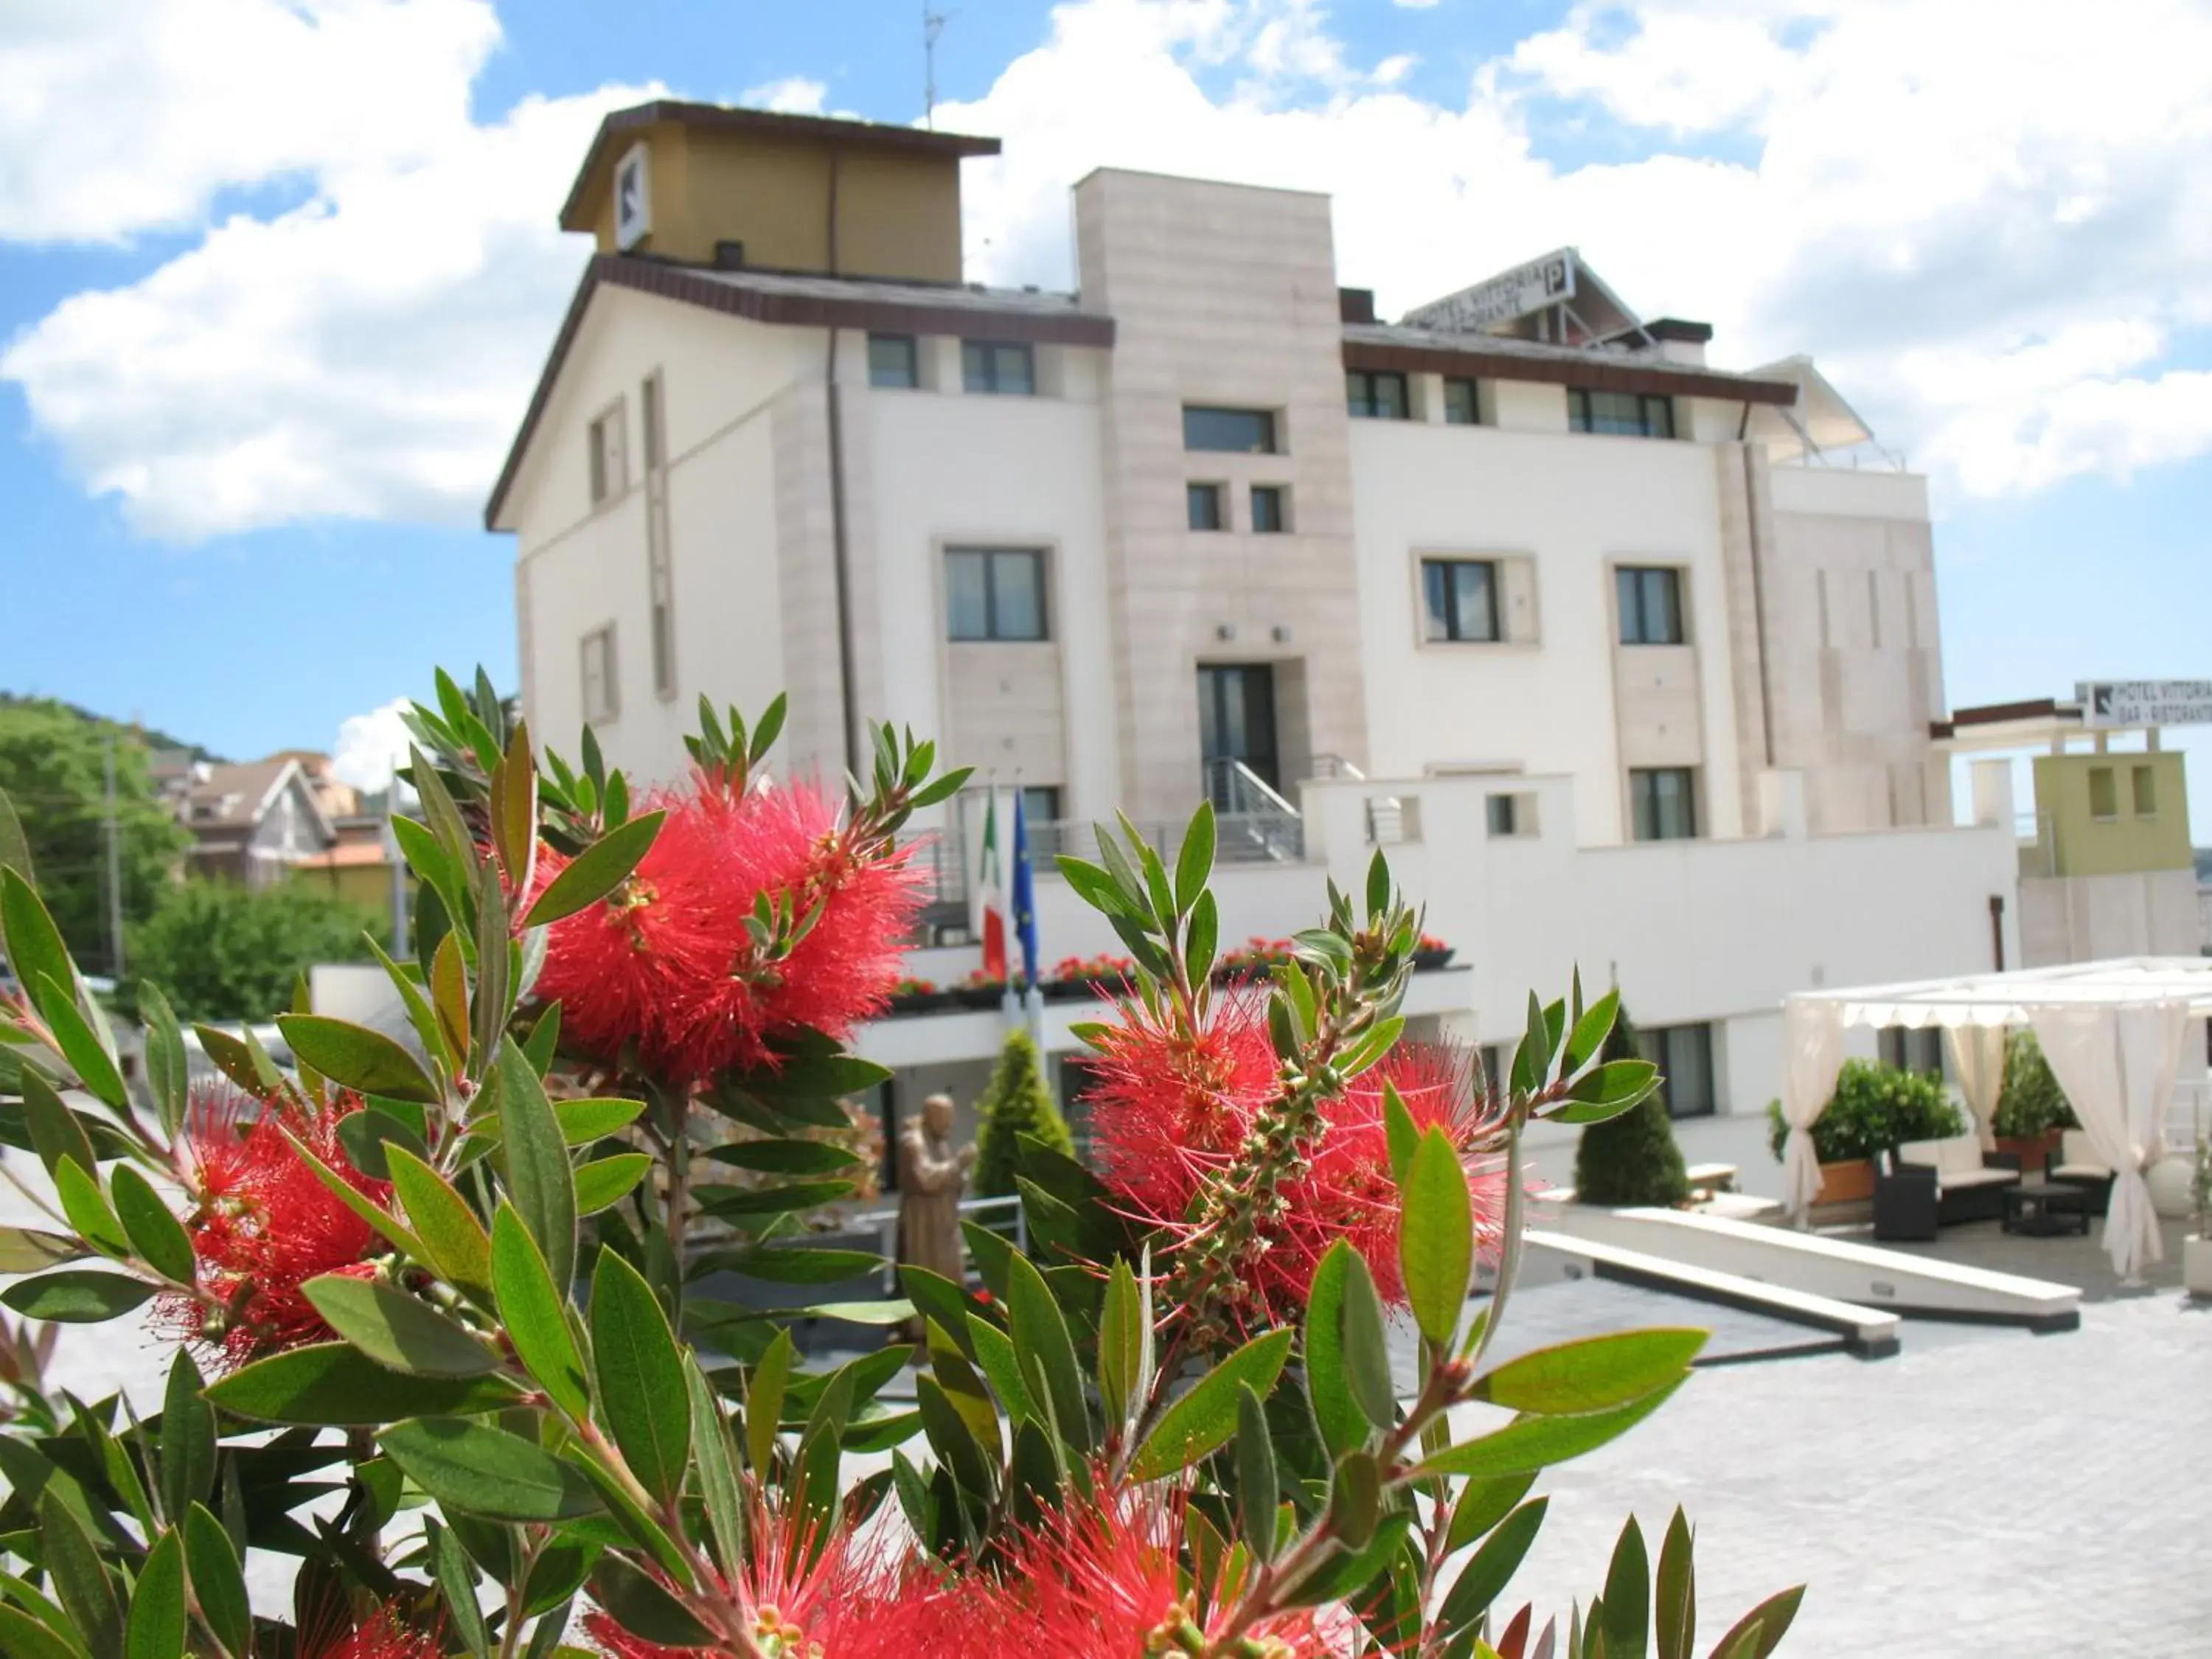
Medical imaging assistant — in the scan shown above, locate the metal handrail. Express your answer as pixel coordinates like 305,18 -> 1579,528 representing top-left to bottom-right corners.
1203,757 -> 1298,818
1307,754 -> 1367,782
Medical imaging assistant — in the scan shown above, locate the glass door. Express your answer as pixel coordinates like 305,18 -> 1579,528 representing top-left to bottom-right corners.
1197,664 -> 1280,805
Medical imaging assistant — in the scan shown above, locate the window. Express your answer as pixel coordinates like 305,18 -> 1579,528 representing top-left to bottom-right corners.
1486,794 -> 1518,837
1641,1023 -> 1717,1120
1187,483 -> 1225,532
868,334 -> 919,389
1616,566 -> 1686,645
962,340 -> 1034,395
1251,485 -> 1287,534
1630,768 -> 1698,841
2132,765 -> 2157,817
1878,1026 -> 1944,1077
1346,369 -> 1410,420
641,372 -> 675,700
1443,378 -> 1481,425
945,549 -> 1046,641
1568,389 -> 1675,438
1422,558 -> 1500,644
2088,766 -> 2118,820
580,625 -> 618,723
1020,786 -> 1062,827
1183,406 -> 1279,453
587,401 -> 627,505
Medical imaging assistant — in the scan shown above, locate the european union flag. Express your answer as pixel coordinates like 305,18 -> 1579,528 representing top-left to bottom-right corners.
1011,788 -> 1040,991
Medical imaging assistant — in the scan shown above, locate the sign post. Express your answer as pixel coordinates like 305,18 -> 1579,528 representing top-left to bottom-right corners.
1404,249 -> 1577,334
2074,680 -> 2212,728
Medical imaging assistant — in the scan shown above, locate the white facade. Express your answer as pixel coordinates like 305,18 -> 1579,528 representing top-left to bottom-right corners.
491,140 -> 2012,1189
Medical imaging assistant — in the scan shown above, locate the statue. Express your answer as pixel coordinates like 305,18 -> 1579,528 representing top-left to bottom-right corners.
897,1091 -> 975,1288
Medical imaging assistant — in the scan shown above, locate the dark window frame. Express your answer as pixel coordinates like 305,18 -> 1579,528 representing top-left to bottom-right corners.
1443,378 -> 1481,425
1616,566 -> 1686,645
868,333 -> 920,389
1346,369 -> 1411,420
945,548 -> 1048,642
1568,388 -> 1676,439
1250,484 -> 1287,534
1422,557 -> 1502,644
1629,766 -> 1699,841
1486,793 -> 1518,837
1642,1022 -> 1717,1120
1183,406 -> 1280,453
1187,482 -> 1225,532
1877,1026 -> 1945,1077
961,339 -> 1036,395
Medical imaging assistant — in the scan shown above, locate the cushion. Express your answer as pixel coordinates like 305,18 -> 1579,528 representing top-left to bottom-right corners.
1935,1136 -> 1982,1176
2052,1161 -> 2112,1182
1896,1139 -> 1945,1171
2060,1130 -> 2101,1166
1938,1166 -> 2019,1190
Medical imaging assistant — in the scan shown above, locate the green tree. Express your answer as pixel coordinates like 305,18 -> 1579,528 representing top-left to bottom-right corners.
1573,1001 -> 1691,1207
1993,1029 -> 2077,1138
973,1026 -> 1075,1199
128,879 -> 384,1022
0,700 -> 192,973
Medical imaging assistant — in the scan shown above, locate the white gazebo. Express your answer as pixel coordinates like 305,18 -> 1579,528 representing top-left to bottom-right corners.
1780,957 -> 2212,1281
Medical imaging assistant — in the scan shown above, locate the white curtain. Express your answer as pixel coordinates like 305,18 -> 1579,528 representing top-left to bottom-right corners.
2028,1001 -> 2184,1281
1945,1023 -> 2008,1152
1781,1000 -> 1848,1219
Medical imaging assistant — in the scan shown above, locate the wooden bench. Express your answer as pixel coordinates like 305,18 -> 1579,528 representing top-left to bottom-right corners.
1685,1161 -> 1739,1195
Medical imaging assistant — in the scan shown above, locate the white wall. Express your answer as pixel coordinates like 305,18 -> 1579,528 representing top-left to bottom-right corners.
1347,423 -> 1743,844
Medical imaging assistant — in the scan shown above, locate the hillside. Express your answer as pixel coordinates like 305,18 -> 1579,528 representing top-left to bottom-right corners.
0,692 -> 224,764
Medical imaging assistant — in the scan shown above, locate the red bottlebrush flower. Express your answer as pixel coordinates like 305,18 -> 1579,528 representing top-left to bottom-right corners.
305,1607 -> 443,1659
1086,995 -> 1506,1316
532,776 -> 922,1087
167,1082 -> 391,1368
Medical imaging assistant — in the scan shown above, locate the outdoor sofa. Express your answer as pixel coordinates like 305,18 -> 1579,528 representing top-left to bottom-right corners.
1871,1136 -> 2023,1239
2047,1130 -> 2115,1215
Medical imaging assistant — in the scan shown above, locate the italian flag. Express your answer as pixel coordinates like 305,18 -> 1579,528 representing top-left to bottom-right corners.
977,788 -> 1009,981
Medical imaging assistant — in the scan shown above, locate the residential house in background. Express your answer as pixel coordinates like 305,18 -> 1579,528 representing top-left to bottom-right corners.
484,101 -> 2020,1190
178,757 -> 337,889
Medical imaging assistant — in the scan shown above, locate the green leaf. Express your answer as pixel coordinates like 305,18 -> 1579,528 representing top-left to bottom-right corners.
136,984 -> 188,1138
498,1036 -> 577,1290
745,1329 -> 793,1474
1556,1060 -> 1662,1123
38,1490 -> 119,1657
1411,1380 -> 1687,1481
0,1270 -> 154,1323
275,1014 -> 439,1104
0,1227 -> 86,1273
1340,1249 -> 1396,1431
0,1604 -> 86,1659
159,1348 -> 215,1524
122,1528 -> 184,1659
1235,1382 -> 1279,1559
587,1555 -> 713,1649
1006,1250 -> 1091,1455
490,1203 -> 589,1419
386,1147 -> 494,1302
1401,1127 -> 1474,1349
1303,1241 -> 1367,1458
914,1374 -> 994,1498
685,1354 -> 748,1582
963,1315 -> 1034,1429
1563,987 -> 1621,1077
378,1417 -> 602,1521
1472,1329 -> 1707,1416
336,1105 -> 429,1183
426,1519 -> 491,1658
1708,1588 -> 1802,1659
692,1179 -> 858,1222
35,977 -> 125,1110
698,1244 -> 880,1285
52,1158 -> 128,1259
1512,991 -> 1550,1099
1382,1080 -> 1419,1187
1437,1498 -> 1549,1636
704,1138 -> 863,1175
1130,1329 -> 1293,1481
0,871 -> 73,1032
1445,1471 -> 1538,1554
1324,1447 -> 1382,1551
21,1071 -> 97,1185
554,1096 -> 644,1144
279,1127 -> 425,1259
575,1152 -> 652,1214
591,1248 -> 691,1506
1604,1514 -> 1650,1659
303,1273 -> 500,1377
1656,1508 -> 1696,1659
0,787 -> 32,884
1098,1257 -> 1142,1433
181,1504 -> 249,1658
189,1023 -> 264,1096
1173,800 -> 1215,915
522,810 -> 666,928
204,1341 -> 522,1425
109,1164 -> 195,1284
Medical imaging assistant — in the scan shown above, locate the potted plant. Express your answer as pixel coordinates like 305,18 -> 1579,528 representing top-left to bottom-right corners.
2185,1137 -> 2212,1298
1413,932 -> 1456,970
1766,1060 -> 1967,1206
888,975 -> 954,1014
956,966 -> 1009,1008
1043,952 -> 1136,1001
1991,1029 -> 2076,1175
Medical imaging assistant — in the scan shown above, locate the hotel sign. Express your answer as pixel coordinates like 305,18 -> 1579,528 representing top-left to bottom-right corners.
2076,679 -> 2212,728
1405,249 -> 1576,333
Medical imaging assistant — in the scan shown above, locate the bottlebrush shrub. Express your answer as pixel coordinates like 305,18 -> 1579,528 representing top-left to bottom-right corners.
0,670 -> 1803,1658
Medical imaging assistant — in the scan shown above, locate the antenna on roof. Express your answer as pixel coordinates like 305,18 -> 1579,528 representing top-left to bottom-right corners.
923,4 -> 954,129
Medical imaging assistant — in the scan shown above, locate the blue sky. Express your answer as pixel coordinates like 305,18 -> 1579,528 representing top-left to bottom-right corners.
0,0 -> 2206,828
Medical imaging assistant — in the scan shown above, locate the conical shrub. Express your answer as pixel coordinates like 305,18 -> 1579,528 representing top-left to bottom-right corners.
973,1027 -> 1076,1198
1572,1001 -> 1691,1207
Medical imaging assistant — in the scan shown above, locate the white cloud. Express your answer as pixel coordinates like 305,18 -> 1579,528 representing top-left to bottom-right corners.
330,698 -> 414,793
4,0 -> 2210,536
740,76 -> 828,115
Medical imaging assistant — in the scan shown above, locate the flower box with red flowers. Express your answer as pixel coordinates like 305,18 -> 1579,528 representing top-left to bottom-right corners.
1413,933 -> 1456,970
887,976 -> 956,1015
